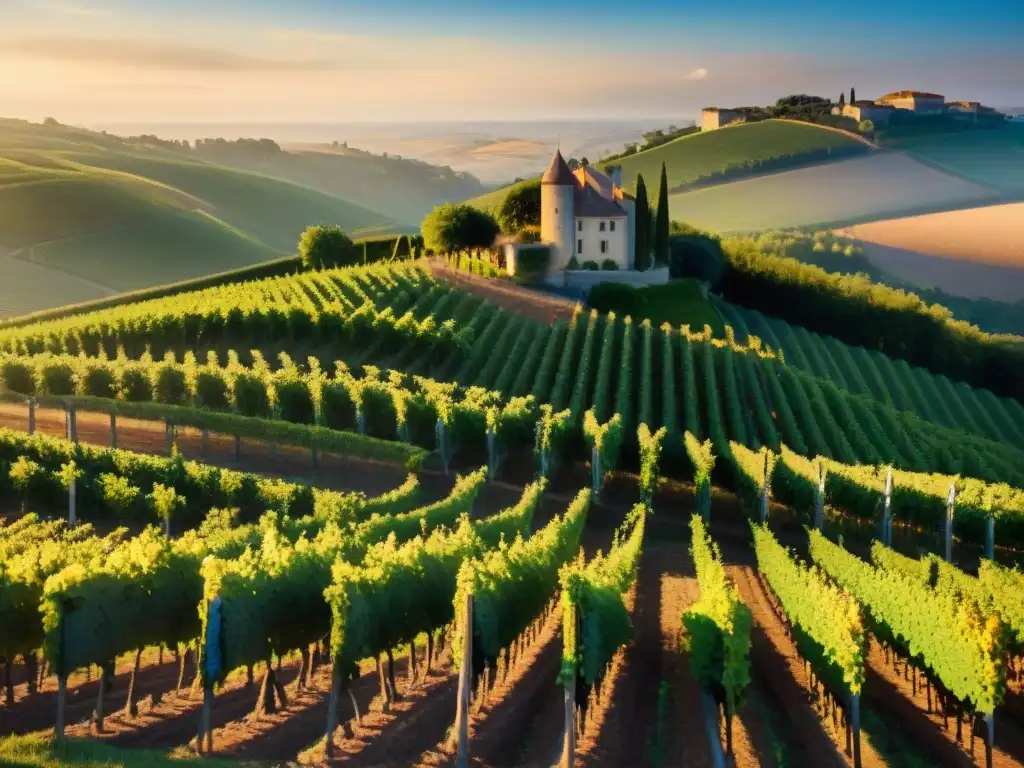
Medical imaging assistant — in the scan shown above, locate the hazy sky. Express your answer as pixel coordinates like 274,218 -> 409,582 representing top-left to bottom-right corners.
1,0 -> 1022,125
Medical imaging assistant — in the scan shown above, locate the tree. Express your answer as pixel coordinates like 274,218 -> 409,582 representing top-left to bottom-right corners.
421,203 -> 500,254
580,157 -> 590,167
497,179 -> 541,233
43,117 -> 59,127
654,162 -> 670,266
858,119 -> 875,134
838,92 -> 846,108
298,224 -> 359,270
850,86 -> 857,104
634,174 -> 650,271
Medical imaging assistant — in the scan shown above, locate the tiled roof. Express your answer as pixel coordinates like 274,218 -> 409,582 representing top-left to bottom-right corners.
541,149 -> 576,185
574,184 -> 626,218
878,90 -> 944,102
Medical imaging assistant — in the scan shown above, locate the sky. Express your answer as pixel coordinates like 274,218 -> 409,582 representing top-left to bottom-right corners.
0,0 -> 1022,126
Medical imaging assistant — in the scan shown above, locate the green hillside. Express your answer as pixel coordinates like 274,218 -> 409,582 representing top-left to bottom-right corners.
889,125 -> 1024,194
62,151 -> 398,250
0,255 -> 114,319
666,152 -> 993,234
195,143 -> 486,226
24,210 -> 282,292
463,119 -> 867,214
0,118 -> 409,316
608,119 -> 867,191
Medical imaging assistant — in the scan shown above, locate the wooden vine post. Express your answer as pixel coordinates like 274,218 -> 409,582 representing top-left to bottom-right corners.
561,604 -> 578,768
165,420 -> 174,454
234,434 -> 241,461
759,451 -> 770,524
54,599 -> 68,751
324,661 -> 341,757
986,514 -> 995,561
985,713 -> 994,768
66,404 -> 78,444
455,592 -> 473,768
814,461 -> 826,530
881,468 -> 893,546
198,597 -> 222,755
945,483 -> 956,563
68,471 -> 77,527
27,396 -> 36,435
850,693 -> 862,768
109,412 -> 117,448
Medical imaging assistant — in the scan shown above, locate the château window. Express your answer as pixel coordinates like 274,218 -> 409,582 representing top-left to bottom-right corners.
577,221 -> 582,232
610,221 -> 616,232
577,239 -> 583,254
599,221 -> 606,232
600,240 -> 608,254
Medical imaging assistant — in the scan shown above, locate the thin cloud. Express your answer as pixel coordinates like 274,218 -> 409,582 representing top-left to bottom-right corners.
686,68 -> 708,81
2,37 -> 337,72
30,0 -> 107,15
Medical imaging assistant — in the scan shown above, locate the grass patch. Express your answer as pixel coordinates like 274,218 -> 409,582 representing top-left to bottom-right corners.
587,278 -> 724,334
611,119 -> 865,192
0,733 -> 268,768
25,210 -> 283,292
463,120 -> 864,215
666,153 -> 993,234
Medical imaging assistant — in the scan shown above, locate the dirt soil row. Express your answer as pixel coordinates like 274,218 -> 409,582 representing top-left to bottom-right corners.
425,259 -> 578,325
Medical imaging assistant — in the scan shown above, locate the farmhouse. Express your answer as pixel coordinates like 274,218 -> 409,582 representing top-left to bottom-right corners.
834,101 -> 896,124
701,108 -> 742,131
876,90 -> 946,114
539,149 -> 636,271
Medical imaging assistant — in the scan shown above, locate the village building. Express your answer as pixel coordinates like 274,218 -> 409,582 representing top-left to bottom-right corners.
876,90 -> 946,114
539,149 -> 636,271
700,108 -> 742,131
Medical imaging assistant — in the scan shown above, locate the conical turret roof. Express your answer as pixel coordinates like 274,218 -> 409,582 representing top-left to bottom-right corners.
541,149 -> 576,185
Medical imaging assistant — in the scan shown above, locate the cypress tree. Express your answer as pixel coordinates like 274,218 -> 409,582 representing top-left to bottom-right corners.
654,162 -> 670,266
634,174 -> 649,271
839,92 -> 846,108
850,86 -> 856,104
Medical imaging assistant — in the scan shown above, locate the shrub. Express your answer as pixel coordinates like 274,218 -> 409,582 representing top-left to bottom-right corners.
232,372 -> 271,417
321,381 -> 356,430
275,377 -> 316,424
588,282 -> 641,317
669,226 -> 726,286
194,368 -> 230,410
118,363 -> 153,402
37,359 -> 76,396
582,260 -> 600,271
601,259 -> 619,271
514,245 -> 552,285
77,359 -> 116,398
1,359 -> 35,394
518,226 -> 541,244
567,256 -> 581,270
498,179 -> 541,232
422,203 -> 500,253
152,362 -> 189,405
299,224 -> 360,270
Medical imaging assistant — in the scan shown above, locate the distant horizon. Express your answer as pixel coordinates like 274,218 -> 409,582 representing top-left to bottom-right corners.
2,0 -> 1020,124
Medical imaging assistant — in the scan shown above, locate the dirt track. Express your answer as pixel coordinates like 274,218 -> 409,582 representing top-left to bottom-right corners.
425,260 -> 578,325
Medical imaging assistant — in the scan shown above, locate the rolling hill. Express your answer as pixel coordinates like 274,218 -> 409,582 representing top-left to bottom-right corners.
607,119 -> 869,191
887,124 -> 1024,195
666,152 -> 994,234
0,118 -> 462,317
463,119 -> 870,213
